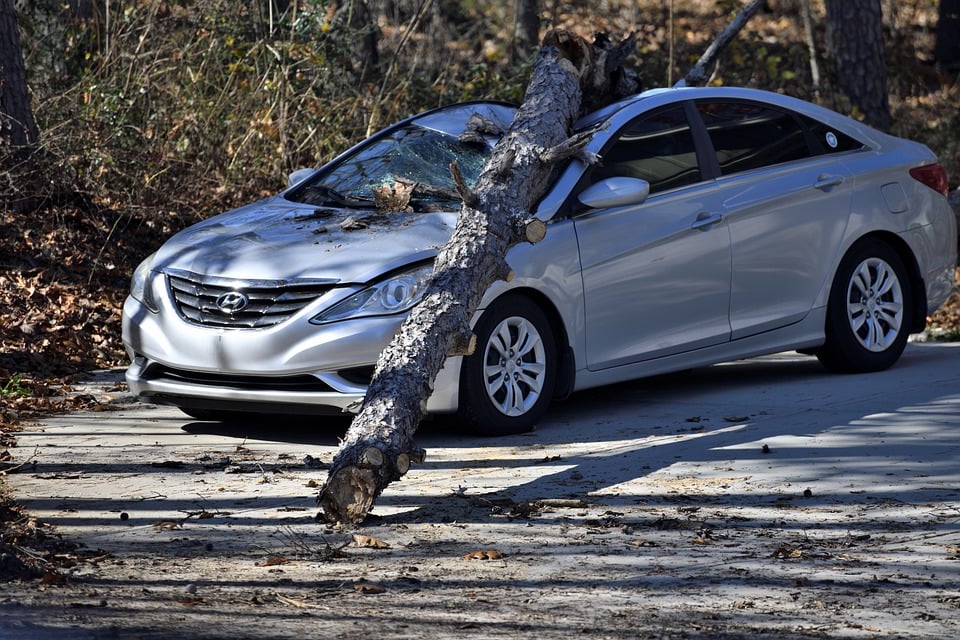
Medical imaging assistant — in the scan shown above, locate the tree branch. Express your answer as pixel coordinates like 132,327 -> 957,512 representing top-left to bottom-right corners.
677,0 -> 767,87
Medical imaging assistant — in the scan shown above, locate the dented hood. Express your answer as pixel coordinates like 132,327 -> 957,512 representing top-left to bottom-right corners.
153,196 -> 459,284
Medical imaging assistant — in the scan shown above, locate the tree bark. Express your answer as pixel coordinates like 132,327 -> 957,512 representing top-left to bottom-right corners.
935,0 -> 960,70
512,0 -> 540,61
0,0 -> 38,153
824,0 -> 891,131
317,30 -> 632,525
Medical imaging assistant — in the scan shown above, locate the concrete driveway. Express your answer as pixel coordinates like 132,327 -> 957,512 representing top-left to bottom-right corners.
3,343 -> 960,639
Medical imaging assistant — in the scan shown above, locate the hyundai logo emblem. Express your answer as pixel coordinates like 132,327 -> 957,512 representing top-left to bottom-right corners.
216,291 -> 249,314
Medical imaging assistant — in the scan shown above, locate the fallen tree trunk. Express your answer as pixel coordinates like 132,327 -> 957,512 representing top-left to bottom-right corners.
318,0 -> 773,523
317,30 -> 636,524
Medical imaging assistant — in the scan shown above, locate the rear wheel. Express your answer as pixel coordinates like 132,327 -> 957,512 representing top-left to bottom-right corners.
817,239 -> 912,373
457,295 -> 558,436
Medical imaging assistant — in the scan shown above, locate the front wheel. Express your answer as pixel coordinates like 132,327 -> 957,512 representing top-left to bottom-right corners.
457,295 -> 558,436
817,239 -> 912,373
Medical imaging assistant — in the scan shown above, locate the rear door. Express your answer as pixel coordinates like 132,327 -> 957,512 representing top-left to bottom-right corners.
692,100 -> 859,339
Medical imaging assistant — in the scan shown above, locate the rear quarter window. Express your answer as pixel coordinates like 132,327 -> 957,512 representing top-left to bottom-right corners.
798,114 -> 865,155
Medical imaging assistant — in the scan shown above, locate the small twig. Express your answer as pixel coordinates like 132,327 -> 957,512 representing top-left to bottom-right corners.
0,445 -> 40,474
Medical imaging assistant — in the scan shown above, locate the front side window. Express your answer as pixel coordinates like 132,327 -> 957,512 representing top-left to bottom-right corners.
591,105 -> 701,195
696,101 -> 810,175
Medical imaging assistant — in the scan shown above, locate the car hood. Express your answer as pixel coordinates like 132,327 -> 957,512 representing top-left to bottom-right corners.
153,196 -> 458,283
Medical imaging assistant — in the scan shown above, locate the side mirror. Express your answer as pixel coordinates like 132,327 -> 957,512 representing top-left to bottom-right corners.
287,167 -> 315,187
578,177 -> 651,209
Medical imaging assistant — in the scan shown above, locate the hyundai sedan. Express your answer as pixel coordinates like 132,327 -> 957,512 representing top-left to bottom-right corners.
122,86 -> 957,435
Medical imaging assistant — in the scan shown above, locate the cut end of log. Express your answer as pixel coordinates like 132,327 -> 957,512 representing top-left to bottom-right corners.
318,466 -> 379,525
448,332 -> 477,357
359,446 -> 384,469
317,443 -> 428,524
525,218 -> 547,244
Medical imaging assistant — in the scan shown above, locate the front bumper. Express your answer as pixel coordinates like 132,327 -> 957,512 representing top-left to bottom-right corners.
122,294 -> 462,415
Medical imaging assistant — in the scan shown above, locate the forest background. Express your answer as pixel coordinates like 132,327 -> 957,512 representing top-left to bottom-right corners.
1,0 -> 959,414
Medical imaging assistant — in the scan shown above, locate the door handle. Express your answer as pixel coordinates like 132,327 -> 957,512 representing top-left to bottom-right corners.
814,174 -> 844,190
691,212 -> 723,230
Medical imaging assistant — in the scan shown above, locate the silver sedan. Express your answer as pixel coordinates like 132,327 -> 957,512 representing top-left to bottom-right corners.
123,86 -> 957,435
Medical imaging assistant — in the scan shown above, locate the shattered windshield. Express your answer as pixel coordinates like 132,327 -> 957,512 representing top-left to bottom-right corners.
289,124 -> 493,212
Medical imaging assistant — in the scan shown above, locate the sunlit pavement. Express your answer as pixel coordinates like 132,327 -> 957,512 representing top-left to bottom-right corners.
5,342 -> 960,639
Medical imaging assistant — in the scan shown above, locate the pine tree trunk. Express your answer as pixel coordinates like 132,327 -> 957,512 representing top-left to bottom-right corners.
513,0 -> 540,60
935,0 -> 960,70
317,30 -> 633,524
0,0 -> 38,153
824,0 -> 891,130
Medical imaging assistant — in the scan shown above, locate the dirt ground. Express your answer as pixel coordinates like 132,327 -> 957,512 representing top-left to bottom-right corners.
2,345 -> 959,640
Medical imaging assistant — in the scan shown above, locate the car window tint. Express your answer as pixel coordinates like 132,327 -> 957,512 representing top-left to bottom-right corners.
696,101 -> 810,175
798,114 -> 865,154
591,105 -> 700,194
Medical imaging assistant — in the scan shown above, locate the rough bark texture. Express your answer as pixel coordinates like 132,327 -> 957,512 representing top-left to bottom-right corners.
935,0 -> 960,69
318,30 -> 633,525
0,0 -> 38,152
824,0 -> 891,131
513,0 -> 540,59
679,0 -> 766,86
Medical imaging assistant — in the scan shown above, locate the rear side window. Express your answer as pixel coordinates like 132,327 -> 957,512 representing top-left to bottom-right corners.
696,101 -> 810,175
591,105 -> 701,194
799,114 -> 865,154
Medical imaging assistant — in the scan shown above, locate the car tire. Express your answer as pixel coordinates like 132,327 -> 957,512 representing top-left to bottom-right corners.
457,295 -> 558,436
817,238 -> 912,373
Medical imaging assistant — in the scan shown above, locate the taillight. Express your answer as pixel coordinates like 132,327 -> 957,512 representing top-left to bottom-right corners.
909,163 -> 949,197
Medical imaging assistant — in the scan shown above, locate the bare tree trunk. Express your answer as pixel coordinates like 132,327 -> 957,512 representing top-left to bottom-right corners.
935,0 -> 960,70
0,0 -> 38,152
512,0 -> 540,61
318,30 -> 635,524
823,0 -> 891,130
800,0 -> 821,98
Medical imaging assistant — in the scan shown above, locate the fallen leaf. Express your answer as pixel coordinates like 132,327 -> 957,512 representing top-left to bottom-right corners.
340,216 -> 368,231
628,539 -> 659,547
352,534 -> 390,549
463,549 -> 505,560
770,545 -> 803,559
354,582 -> 386,594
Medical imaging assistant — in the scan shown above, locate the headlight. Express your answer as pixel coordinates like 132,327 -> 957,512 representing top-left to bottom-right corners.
311,263 -> 433,324
130,253 -> 160,313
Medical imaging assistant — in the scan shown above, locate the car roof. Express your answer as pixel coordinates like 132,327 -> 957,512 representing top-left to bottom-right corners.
574,86 -> 885,148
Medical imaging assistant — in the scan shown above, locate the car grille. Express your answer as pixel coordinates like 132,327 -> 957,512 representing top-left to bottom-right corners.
143,364 -> 338,392
165,270 -> 334,328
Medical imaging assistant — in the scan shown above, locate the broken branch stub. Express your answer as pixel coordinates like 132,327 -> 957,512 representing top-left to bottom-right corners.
679,0 -> 766,87
316,30 -> 636,525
